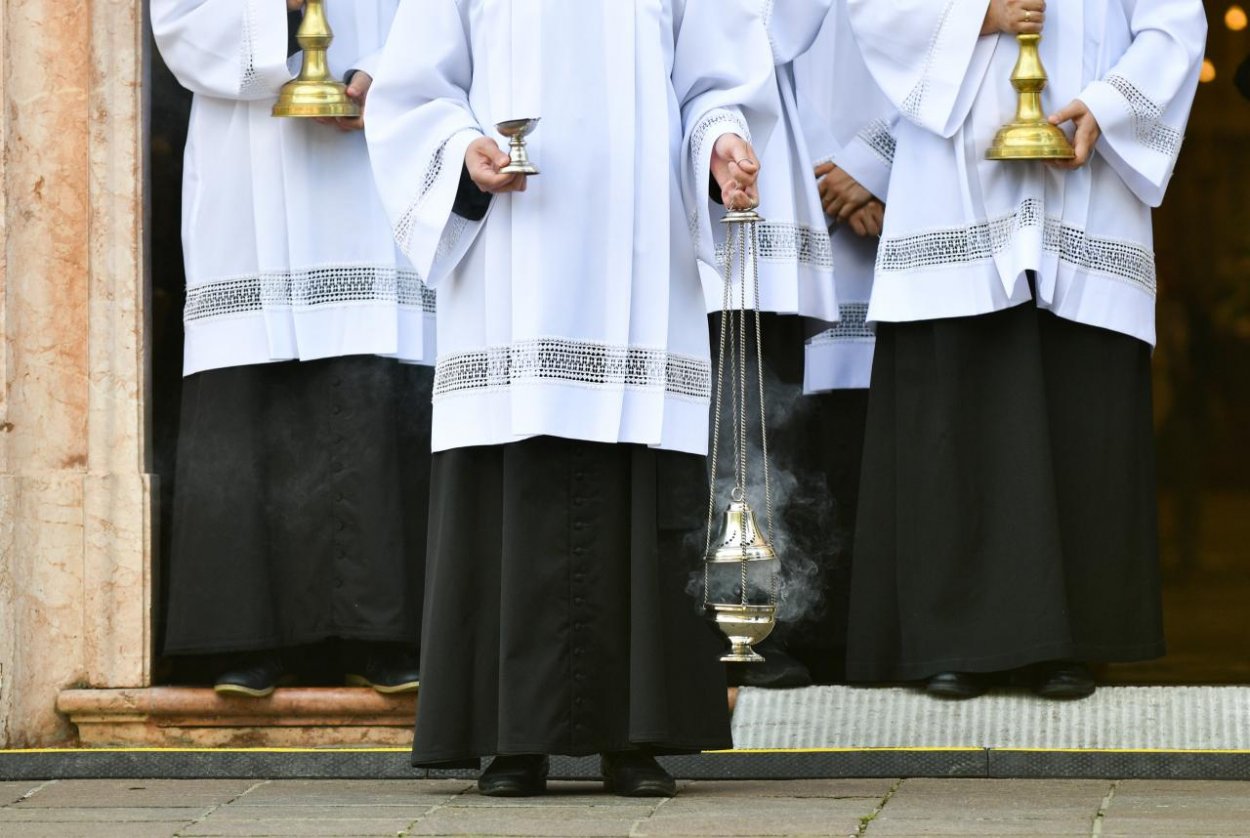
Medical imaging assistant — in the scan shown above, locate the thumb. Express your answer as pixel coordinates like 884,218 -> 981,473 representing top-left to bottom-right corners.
495,152 -> 511,169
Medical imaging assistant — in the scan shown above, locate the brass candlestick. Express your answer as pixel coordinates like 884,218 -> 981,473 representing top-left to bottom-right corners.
987,34 -> 1075,161
273,0 -> 360,119
496,119 -> 541,175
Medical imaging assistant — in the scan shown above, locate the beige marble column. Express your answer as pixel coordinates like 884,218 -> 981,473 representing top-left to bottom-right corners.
0,0 -> 151,746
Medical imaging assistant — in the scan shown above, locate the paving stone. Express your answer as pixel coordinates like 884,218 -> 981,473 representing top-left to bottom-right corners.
407,807 -> 648,836
181,816 -> 420,836
863,817 -> 1093,836
446,782 -> 672,807
1100,821 -> 1250,836
640,797 -> 869,837
0,781 -> 47,805
0,822 -> 193,838
17,779 -> 258,808
233,778 -> 471,806
0,806 -> 209,822
891,778 -> 1110,798
683,779 -> 896,798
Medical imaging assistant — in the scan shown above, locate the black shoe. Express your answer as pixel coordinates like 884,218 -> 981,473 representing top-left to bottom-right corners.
601,752 -> 677,798
727,638 -> 813,689
214,652 -> 293,698
925,671 -> 989,700
1032,661 -> 1096,700
345,643 -> 420,695
477,754 -> 549,797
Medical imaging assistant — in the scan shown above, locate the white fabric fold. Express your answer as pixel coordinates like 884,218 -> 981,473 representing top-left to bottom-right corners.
367,0 -> 777,455
848,0 -> 1206,346
154,0 -> 435,375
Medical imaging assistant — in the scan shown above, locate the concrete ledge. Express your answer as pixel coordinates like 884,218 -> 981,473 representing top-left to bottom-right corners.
56,688 -> 417,747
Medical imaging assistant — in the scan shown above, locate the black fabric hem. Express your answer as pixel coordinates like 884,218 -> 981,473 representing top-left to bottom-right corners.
847,640 -> 1167,682
163,627 -> 421,657
411,736 -> 735,769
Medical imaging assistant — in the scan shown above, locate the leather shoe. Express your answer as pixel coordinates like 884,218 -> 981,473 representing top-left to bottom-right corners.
1032,661 -> 1096,700
925,671 -> 989,699
601,751 -> 677,798
345,643 -> 420,695
477,754 -> 549,797
727,638 -> 813,689
214,652 -> 294,698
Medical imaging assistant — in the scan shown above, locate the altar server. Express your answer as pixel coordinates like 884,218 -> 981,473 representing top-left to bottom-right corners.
367,0 -> 772,797
152,0 -> 430,696
844,0 -> 1206,698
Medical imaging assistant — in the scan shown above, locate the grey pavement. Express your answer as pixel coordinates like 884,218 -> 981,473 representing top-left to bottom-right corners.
3,777 -> 1250,837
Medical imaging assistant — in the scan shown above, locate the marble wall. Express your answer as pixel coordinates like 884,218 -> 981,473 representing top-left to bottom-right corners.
0,0 -> 152,746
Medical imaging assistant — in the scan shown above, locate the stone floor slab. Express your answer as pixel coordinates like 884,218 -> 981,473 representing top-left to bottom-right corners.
0,781 -> 47,805
0,806 -> 210,822
445,784 -> 671,807
407,807 -> 650,836
684,779 -> 896,798
17,779 -> 258,808
0,822 -> 193,838
640,798 -> 869,837
181,816 -> 419,836
863,818 -> 1094,836
232,778 -> 470,806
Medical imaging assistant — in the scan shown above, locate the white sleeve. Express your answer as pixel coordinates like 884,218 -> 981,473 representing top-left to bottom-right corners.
364,0 -> 484,288
151,0 -> 292,100
834,112 -> 901,202
673,0 -> 779,270
1077,0 -> 1207,207
846,0 -> 994,138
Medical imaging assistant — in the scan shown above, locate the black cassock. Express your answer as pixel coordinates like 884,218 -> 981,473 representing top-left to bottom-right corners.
162,356 -> 431,655
847,295 -> 1164,681
413,437 -> 732,767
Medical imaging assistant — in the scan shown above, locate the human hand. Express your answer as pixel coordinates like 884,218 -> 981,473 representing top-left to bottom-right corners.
314,71 -> 372,132
287,0 -> 303,12
1047,99 -> 1102,169
465,136 -> 528,194
847,200 -> 884,238
818,165 -> 872,222
981,0 -> 1045,36
711,134 -> 760,212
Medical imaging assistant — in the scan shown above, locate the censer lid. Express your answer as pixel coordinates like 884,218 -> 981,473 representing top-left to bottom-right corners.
706,498 -> 776,564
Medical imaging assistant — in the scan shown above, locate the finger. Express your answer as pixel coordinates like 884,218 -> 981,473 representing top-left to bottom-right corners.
823,199 -> 838,217
814,161 -> 835,178
849,214 -> 869,237
495,152 -> 512,170
1048,102 -> 1084,126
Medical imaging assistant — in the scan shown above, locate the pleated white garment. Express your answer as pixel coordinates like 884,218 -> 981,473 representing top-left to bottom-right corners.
847,0 -> 1207,345
696,0 -> 837,322
152,0 -> 434,375
793,0 -> 897,392
365,0 -> 777,455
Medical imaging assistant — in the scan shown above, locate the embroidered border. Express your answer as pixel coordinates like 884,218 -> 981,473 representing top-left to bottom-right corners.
394,127 -> 481,257
185,266 -> 436,322
856,119 -> 897,167
875,199 -> 1157,295
433,338 -> 712,401
714,221 -> 834,270
240,0 -> 264,96
1105,74 -> 1184,160
809,303 -> 874,344
902,0 -> 960,119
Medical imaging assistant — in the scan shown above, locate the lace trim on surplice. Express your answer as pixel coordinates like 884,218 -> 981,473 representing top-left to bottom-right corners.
433,338 -> 712,402
184,266 -> 436,322
809,303 -> 874,345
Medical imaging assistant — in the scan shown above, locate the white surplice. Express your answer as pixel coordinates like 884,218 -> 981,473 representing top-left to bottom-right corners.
847,0 -> 1207,345
365,0 -> 777,455
152,0 -> 434,375
793,0 -> 898,391
696,0 -> 836,321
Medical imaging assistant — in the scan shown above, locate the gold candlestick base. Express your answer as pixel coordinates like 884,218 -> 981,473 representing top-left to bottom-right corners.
987,34 -> 1074,161
273,0 -> 361,119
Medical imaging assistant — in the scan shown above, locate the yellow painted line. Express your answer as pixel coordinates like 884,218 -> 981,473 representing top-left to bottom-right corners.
2,746 -> 1248,756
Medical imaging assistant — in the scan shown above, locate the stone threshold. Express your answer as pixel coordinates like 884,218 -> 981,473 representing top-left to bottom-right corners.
57,687 -> 417,748
58,687 -> 741,748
